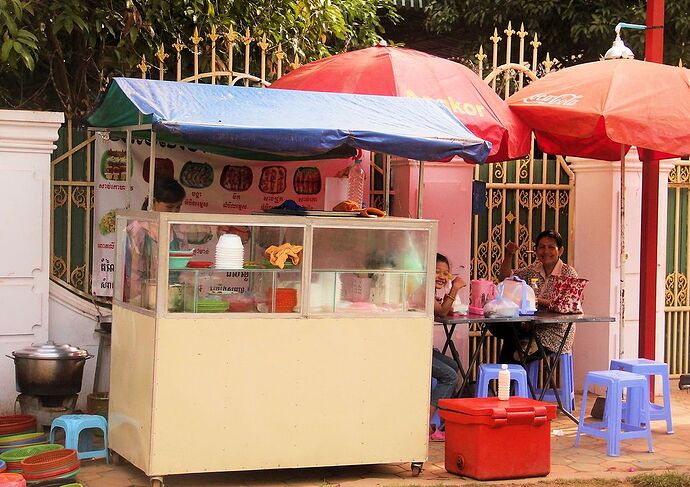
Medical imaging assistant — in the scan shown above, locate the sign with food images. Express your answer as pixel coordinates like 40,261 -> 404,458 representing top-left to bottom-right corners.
92,136 -> 369,296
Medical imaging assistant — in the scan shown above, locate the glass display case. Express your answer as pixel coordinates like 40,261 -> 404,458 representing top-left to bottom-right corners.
114,211 -> 435,317
110,210 -> 437,480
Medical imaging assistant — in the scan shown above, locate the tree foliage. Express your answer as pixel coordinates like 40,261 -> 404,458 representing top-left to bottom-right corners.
422,0 -> 690,67
0,0 -> 400,116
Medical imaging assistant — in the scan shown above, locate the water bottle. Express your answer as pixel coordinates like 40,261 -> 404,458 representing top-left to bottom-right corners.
347,159 -> 365,207
498,364 -> 511,400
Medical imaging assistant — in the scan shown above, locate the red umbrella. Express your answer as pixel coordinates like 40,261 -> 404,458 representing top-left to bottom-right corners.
271,44 -> 531,163
507,58 -> 690,358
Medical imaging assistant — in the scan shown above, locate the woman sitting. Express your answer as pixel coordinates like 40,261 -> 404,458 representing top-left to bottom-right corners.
495,229 -> 578,363
430,253 -> 466,441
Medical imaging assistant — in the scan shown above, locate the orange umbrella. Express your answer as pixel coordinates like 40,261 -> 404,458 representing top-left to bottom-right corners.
508,58 -> 690,357
271,44 -> 531,163
507,59 -> 690,160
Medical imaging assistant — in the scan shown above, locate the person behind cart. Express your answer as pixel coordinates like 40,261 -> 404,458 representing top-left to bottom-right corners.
123,176 -> 186,303
430,253 -> 466,441
495,229 -> 578,363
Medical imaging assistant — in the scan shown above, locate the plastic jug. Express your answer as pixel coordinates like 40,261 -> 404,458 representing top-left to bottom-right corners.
469,279 -> 497,315
498,364 -> 511,400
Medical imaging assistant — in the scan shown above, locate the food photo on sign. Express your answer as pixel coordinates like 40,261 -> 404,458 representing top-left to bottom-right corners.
91,136 -> 370,297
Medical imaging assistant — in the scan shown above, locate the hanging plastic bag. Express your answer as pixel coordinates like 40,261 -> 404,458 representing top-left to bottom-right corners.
483,282 -> 520,318
500,276 -> 537,315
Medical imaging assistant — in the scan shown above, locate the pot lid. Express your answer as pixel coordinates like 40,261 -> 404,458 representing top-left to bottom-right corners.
12,341 -> 89,359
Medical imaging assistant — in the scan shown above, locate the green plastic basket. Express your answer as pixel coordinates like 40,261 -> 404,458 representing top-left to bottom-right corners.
0,444 -> 62,462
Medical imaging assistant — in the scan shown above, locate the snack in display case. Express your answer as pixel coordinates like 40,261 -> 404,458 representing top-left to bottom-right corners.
259,166 -> 287,194
293,167 -> 322,195
143,157 -> 175,183
220,165 -> 253,192
264,243 -> 303,269
180,161 -> 214,188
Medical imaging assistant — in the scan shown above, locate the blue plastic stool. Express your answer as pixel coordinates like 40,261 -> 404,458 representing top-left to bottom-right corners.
575,370 -> 653,457
527,352 -> 575,413
476,364 -> 529,398
50,414 -> 109,462
610,358 -> 673,434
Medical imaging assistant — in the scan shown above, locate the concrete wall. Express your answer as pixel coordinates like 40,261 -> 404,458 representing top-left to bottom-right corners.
0,110 -> 63,413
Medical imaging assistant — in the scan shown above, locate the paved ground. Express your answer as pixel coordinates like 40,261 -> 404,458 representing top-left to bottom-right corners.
73,381 -> 690,487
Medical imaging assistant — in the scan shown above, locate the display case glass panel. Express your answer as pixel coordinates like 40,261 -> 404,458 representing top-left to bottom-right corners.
310,227 -> 429,314
122,217 -> 160,310
165,222 -> 304,314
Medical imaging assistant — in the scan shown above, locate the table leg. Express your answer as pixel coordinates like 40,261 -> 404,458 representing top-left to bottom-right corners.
535,323 -> 577,423
455,325 -> 489,398
510,324 -> 539,398
441,322 -> 467,391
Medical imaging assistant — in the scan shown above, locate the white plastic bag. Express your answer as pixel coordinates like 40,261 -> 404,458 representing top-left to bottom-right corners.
500,276 -> 537,315
483,283 -> 520,318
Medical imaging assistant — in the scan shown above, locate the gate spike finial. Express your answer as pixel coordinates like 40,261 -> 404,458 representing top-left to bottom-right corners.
490,28 -> 501,45
190,26 -> 202,46
208,24 -> 220,43
517,23 -> 528,39
504,21 -> 515,38
530,33 -> 541,49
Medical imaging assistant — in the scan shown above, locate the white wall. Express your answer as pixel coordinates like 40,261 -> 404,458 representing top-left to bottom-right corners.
0,110 -> 63,413
570,150 -> 672,394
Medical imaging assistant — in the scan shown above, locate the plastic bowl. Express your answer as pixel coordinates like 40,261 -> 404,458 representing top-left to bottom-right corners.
170,249 -> 194,257
169,256 -> 192,269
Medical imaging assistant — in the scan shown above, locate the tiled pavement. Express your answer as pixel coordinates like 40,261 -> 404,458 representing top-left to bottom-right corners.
73,381 -> 690,486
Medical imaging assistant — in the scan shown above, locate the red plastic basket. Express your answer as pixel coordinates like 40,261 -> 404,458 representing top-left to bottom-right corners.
21,460 -> 79,481
20,449 -> 77,475
0,416 -> 36,437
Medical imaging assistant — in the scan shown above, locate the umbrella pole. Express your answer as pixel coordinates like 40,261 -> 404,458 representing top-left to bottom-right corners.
417,160 -> 424,219
619,144 -> 626,358
384,154 -> 391,215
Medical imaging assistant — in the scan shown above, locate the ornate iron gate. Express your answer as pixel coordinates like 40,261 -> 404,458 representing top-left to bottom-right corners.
665,161 -> 690,377
467,24 -> 574,375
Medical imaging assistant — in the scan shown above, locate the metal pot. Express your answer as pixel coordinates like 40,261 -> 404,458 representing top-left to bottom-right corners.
7,341 -> 93,396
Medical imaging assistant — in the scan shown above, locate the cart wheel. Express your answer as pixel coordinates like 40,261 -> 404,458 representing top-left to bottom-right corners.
411,462 -> 423,476
109,450 -> 121,465
150,476 -> 164,487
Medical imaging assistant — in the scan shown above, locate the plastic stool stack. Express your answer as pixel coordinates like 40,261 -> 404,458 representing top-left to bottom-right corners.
527,352 -> 575,413
476,364 -> 529,398
49,415 -> 109,462
575,370 -> 653,456
610,358 -> 673,434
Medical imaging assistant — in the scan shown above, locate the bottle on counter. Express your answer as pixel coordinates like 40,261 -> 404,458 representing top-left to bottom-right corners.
347,159 -> 365,208
497,364 -> 511,400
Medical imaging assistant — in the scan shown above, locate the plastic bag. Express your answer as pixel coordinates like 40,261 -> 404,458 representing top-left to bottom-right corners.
483,283 -> 520,318
500,276 -> 537,315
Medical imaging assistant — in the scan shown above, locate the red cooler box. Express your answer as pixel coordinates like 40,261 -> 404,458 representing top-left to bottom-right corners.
439,397 -> 557,480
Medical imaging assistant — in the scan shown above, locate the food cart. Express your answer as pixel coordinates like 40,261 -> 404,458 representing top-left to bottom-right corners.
112,210 -> 437,484
87,77 -> 491,486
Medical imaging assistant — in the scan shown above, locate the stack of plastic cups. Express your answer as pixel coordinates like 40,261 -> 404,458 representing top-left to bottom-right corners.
215,234 -> 244,269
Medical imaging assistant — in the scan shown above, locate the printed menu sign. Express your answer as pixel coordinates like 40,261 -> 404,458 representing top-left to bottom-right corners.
92,137 -> 369,296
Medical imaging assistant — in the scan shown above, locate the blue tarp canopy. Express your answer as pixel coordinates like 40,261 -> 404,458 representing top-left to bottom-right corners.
85,78 -> 491,163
